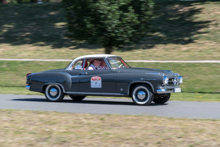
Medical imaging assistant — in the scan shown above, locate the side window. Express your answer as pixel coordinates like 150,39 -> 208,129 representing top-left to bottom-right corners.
86,58 -> 109,70
72,60 -> 83,70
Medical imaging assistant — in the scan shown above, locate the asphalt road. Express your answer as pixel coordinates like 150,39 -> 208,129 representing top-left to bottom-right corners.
0,94 -> 220,119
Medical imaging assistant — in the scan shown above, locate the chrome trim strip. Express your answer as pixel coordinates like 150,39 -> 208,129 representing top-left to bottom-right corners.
25,85 -> 30,90
157,89 -> 173,94
145,72 -> 163,75
157,88 -> 181,94
70,76 -> 81,78
66,92 -> 125,96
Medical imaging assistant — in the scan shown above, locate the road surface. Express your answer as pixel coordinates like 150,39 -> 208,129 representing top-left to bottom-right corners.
0,94 -> 219,119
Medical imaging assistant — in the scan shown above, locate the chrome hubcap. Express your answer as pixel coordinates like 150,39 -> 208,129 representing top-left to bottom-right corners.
137,91 -> 146,100
50,88 -> 58,97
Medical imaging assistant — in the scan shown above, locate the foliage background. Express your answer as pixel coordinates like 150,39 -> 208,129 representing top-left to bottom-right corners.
63,0 -> 154,53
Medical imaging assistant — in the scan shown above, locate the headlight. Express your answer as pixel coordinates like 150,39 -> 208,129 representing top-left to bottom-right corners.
178,76 -> 183,84
163,76 -> 169,85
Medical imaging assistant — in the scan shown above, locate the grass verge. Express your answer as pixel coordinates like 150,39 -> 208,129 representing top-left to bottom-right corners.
0,61 -> 219,101
0,109 -> 220,146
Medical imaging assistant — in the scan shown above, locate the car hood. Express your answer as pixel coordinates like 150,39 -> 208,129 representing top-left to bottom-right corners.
116,67 -> 174,76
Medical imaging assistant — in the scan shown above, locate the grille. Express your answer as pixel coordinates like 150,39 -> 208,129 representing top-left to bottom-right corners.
168,78 -> 174,86
168,77 -> 179,86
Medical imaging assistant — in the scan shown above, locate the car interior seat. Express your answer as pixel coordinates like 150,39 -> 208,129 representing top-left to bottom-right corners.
81,60 -> 88,70
89,60 -> 94,66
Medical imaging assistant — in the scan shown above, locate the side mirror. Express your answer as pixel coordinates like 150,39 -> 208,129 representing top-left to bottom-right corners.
75,65 -> 82,70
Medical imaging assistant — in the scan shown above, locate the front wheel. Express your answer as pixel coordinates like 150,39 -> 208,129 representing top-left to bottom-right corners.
45,84 -> 64,102
69,95 -> 86,101
153,94 -> 171,104
131,84 -> 153,105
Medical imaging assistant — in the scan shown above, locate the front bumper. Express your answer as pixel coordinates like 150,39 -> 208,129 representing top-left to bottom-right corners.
26,85 -> 30,90
157,88 -> 181,94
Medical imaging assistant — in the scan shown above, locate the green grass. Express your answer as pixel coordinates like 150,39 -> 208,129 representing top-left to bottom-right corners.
0,87 -> 44,95
0,61 -> 69,87
0,61 -> 219,101
171,92 -> 220,102
0,2 -> 220,60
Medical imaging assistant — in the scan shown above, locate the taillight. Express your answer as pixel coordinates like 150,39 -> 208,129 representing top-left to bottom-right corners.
26,73 -> 32,78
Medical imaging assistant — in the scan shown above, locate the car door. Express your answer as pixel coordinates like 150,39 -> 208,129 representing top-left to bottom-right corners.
79,69 -> 118,93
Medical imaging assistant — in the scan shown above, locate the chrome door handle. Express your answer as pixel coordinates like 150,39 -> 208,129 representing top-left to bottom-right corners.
80,72 -> 88,75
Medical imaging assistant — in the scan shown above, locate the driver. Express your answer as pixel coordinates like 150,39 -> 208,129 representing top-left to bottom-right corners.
87,59 -> 102,70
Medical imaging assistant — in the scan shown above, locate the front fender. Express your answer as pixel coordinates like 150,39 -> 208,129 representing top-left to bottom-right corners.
128,81 -> 156,95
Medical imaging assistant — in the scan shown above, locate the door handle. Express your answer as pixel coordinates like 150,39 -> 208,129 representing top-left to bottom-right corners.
80,72 -> 88,75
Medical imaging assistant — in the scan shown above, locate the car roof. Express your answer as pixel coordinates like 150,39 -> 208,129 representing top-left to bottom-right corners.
74,54 -> 121,60
66,54 -> 122,70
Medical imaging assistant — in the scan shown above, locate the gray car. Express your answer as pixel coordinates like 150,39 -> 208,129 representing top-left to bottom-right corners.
26,54 -> 183,105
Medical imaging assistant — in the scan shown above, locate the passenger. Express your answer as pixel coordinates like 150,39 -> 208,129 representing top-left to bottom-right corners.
87,59 -> 102,70
100,61 -> 108,69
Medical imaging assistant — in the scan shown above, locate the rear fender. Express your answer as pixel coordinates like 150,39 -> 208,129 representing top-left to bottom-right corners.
29,72 -> 71,93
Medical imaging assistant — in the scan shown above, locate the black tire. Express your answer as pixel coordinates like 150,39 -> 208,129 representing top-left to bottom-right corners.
131,84 -> 153,105
44,84 -> 64,102
69,95 -> 86,101
153,94 -> 171,104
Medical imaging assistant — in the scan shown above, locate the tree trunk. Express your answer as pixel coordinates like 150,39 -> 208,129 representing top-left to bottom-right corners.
104,46 -> 112,54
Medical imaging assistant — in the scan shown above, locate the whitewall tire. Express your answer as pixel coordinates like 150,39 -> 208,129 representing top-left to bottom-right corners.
131,84 -> 153,105
45,84 -> 64,102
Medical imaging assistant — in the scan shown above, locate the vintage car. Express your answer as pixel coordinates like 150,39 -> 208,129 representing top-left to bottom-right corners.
26,54 -> 183,105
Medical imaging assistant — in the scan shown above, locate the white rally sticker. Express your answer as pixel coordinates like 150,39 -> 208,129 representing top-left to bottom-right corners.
91,76 -> 102,88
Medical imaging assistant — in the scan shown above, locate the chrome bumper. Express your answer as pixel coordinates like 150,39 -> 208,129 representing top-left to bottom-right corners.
26,85 -> 30,90
157,88 -> 181,94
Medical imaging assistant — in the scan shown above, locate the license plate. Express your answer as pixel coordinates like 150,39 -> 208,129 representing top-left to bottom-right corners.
174,88 -> 181,93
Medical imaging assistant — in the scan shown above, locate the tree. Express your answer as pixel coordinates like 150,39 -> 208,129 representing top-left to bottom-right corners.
63,0 -> 154,54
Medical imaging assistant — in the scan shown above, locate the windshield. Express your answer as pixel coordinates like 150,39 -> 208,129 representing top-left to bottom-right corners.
107,57 -> 130,69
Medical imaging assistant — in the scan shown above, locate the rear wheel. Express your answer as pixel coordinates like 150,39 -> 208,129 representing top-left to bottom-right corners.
45,84 -> 64,102
153,94 -> 171,104
69,95 -> 86,101
131,84 -> 153,105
